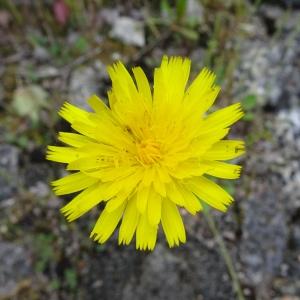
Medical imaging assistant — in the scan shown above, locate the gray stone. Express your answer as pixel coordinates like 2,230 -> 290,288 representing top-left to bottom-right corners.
99,8 -> 119,26
122,244 -> 234,300
233,12 -> 300,108
186,0 -> 204,20
240,182 -> 287,285
29,181 -> 50,198
274,109 -> 300,211
0,145 -> 19,201
239,108 -> 300,298
0,82 -> 3,108
110,17 -> 145,47
33,46 -> 50,62
291,223 -> 300,249
0,242 -> 33,298
80,241 -> 234,300
122,245 -> 194,300
36,65 -> 59,78
233,12 -> 300,298
69,66 -> 100,110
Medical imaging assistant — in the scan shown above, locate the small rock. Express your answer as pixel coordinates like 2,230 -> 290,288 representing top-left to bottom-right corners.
29,182 -> 50,198
0,145 -> 19,201
93,60 -> 108,80
123,245 -> 193,300
239,108 -> 300,297
290,225 -> 300,259
265,0 -> 300,8
69,66 -> 100,110
240,178 -> 288,298
273,278 -> 300,299
33,47 -> 50,62
190,48 -> 205,68
22,163 -> 52,190
186,0 -> 204,20
99,8 -> 119,26
110,16 -> 145,47
0,10 -> 11,28
233,13 -> 300,109
0,242 -> 33,298
259,4 -> 284,22
0,82 -> 3,108
274,109 -> 300,211
36,65 -> 59,78
122,244 -> 234,300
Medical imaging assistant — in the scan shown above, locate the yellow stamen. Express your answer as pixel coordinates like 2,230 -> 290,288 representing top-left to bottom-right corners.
136,139 -> 162,165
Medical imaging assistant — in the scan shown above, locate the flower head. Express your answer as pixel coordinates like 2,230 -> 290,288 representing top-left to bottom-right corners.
47,56 -> 245,250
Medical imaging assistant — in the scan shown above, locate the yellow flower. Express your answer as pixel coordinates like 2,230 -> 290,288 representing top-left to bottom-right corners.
47,56 -> 245,250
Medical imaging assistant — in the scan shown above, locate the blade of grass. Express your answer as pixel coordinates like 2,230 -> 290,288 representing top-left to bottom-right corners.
4,0 -> 23,25
201,203 -> 245,300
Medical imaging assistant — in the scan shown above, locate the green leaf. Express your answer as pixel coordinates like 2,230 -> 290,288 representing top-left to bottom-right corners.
50,279 -> 61,290
241,94 -> 257,111
27,33 -> 48,47
49,41 -> 62,57
65,268 -> 77,290
243,112 -> 254,121
160,0 -> 172,18
177,27 -> 198,40
12,85 -> 49,122
176,0 -> 187,20
34,234 -> 55,273
74,36 -> 89,53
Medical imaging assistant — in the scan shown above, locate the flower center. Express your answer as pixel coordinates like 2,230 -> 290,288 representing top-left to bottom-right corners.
136,139 -> 162,165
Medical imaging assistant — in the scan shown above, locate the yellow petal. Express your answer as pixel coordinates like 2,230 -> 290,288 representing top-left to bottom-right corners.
142,167 -> 155,187
202,161 -> 242,179
59,102 -> 92,124
58,132 -> 93,148
136,185 -> 150,214
182,68 -> 220,128
107,62 -> 142,125
159,56 -> 191,104
147,190 -> 162,225
185,176 -> 233,212
132,66 -> 152,108
97,170 -> 143,202
136,212 -> 158,251
203,140 -> 245,161
52,172 -> 98,195
108,62 -> 138,103
85,166 -> 137,181
90,201 -> 126,244
199,103 -> 244,134
61,183 -> 104,221
71,121 -> 97,139
105,190 -> 130,212
87,94 -> 109,114
46,146 -> 81,163
119,195 -> 140,245
161,199 -> 186,247
155,165 -> 171,183
176,183 -> 202,215
168,159 -> 210,179
153,56 -> 191,134
153,177 -> 166,197
166,180 -> 185,206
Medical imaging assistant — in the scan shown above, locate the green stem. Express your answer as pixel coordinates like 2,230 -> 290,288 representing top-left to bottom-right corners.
4,0 -> 22,25
202,205 -> 245,300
